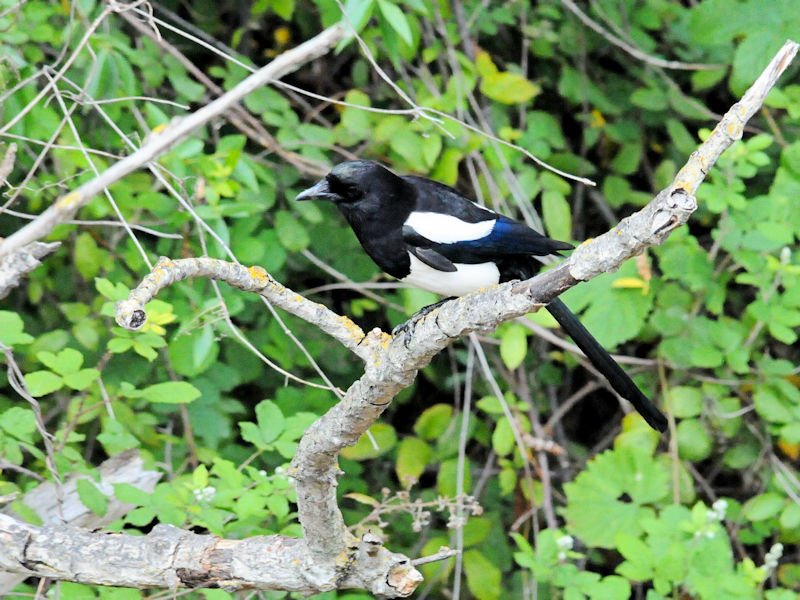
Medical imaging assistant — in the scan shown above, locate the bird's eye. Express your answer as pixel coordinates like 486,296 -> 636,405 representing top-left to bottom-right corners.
343,184 -> 362,200
328,176 -> 362,201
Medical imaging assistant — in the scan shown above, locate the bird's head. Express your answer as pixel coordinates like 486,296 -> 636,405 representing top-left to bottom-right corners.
295,160 -> 394,204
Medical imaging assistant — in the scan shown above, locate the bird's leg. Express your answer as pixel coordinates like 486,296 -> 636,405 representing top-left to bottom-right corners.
392,297 -> 456,339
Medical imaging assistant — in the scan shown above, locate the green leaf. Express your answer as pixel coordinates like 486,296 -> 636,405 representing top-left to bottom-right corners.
463,549 -> 501,600
462,516 -> 491,546
341,423 -> 397,460
114,482 -> 151,505
169,326 -> 219,377
97,419 -> 140,455
108,337 -> 133,353
76,478 -> 108,517
500,324 -> 527,370
10,501 -> 42,526
615,531 -> 654,581
337,0 -> 375,51
666,386 -> 704,418
0,407 -> 37,438
74,232 -> 104,280
140,381 -> 201,404
563,265 -> 653,349
63,368 -> 100,391
437,457 -> 471,496
265,494 -> 290,519
630,87 -> 668,111
753,385 -> 794,423
542,189 -> 572,242
255,400 -> 286,445
586,575 -> 631,600
274,210 -> 310,251
563,446 -> 669,548
742,492 -> 785,521
0,311 -> 34,345
780,503 -> 800,530
492,417 -> 515,457
395,436 -> 432,487
676,419 -> 713,461
481,71 -> 540,104
37,348 -> 83,375
413,404 -> 453,440
24,370 -> 63,396
376,0 -> 413,46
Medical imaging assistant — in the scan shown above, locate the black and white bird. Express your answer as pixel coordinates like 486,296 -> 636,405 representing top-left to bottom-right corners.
296,160 -> 667,432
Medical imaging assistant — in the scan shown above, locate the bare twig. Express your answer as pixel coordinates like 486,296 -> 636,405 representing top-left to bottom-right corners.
560,0 -> 722,71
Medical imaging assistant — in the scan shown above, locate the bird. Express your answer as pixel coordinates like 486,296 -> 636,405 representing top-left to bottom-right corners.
296,160 -> 668,432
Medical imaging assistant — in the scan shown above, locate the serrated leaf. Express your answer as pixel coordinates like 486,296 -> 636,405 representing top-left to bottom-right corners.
563,446 -> 669,548
108,337 -> 133,353
140,381 -> 201,404
24,370 -> 63,396
240,422 -> 268,449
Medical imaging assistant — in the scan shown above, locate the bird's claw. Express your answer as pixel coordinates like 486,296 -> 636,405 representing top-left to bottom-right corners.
391,297 -> 455,346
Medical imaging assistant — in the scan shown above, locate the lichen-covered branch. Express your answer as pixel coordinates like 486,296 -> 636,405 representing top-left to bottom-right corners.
114,256 -> 375,360
0,450 -> 160,594
0,517 -> 421,596
0,241 -> 60,300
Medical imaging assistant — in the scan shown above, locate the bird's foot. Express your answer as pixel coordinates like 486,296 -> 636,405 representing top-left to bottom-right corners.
392,297 -> 455,341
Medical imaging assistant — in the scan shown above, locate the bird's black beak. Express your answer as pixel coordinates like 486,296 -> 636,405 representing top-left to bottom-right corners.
295,178 -> 341,202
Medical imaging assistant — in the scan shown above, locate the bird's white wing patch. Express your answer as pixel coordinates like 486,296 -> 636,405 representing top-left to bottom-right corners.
402,253 -> 500,296
404,211 -> 494,244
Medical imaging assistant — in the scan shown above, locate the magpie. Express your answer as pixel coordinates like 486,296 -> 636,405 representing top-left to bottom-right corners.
296,160 -> 667,432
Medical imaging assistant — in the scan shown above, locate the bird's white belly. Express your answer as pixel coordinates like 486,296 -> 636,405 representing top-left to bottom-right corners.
401,253 -> 500,296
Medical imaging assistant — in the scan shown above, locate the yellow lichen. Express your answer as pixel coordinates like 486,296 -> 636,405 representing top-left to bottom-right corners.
56,191 -> 81,209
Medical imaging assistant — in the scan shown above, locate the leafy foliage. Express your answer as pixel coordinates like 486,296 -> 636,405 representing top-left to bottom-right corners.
1,0 -> 799,598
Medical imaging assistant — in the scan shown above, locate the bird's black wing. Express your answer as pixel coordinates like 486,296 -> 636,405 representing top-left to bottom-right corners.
402,175 -> 573,263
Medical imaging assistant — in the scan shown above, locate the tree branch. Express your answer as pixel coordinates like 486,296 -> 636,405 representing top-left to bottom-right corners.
0,450 -> 160,594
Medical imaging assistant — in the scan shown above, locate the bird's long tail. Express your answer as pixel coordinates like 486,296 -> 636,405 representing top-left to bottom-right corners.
546,298 -> 668,432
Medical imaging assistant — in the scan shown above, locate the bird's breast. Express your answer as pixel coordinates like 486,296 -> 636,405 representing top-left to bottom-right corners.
401,252 -> 500,297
